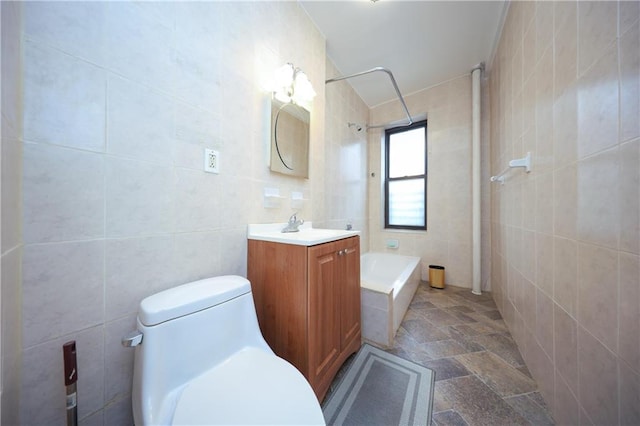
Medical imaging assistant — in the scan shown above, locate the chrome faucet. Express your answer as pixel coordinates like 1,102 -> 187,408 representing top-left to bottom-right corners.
282,213 -> 304,233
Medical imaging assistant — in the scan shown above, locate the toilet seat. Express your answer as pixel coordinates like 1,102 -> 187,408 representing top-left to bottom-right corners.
172,347 -> 325,425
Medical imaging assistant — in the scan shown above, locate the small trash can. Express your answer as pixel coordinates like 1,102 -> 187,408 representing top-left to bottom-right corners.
429,265 -> 445,289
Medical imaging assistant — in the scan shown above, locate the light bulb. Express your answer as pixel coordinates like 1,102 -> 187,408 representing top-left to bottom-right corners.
293,70 -> 316,104
273,63 -> 295,102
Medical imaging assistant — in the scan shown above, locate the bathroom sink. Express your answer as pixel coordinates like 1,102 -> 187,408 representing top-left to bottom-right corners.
248,223 -> 359,246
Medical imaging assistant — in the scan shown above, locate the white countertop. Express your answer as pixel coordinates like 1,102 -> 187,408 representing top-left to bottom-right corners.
248,222 -> 360,246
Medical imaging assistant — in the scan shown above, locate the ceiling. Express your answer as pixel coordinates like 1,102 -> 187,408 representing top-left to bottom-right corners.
300,0 -> 507,108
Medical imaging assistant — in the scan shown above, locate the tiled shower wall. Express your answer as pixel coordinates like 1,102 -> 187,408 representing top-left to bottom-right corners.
1,1 -> 23,425
368,75 -> 492,290
1,2 -> 370,424
488,2 -> 639,424
321,59 -> 370,248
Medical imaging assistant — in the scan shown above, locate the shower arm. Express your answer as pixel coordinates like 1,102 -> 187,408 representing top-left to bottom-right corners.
325,67 -> 414,130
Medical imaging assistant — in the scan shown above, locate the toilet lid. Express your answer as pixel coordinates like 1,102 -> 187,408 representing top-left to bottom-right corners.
172,347 -> 325,425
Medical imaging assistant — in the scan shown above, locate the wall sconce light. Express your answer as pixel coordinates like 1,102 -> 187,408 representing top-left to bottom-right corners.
272,63 -> 316,109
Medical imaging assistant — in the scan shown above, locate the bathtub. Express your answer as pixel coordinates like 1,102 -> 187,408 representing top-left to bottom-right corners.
360,252 -> 421,347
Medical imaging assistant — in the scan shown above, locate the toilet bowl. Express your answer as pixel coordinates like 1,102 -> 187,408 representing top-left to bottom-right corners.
124,275 -> 325,425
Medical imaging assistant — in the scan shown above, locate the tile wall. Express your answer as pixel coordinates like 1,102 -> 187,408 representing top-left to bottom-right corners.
322,59 -> 370,247
1,2 -> 370,424
368,75 -> 492,290
488,2 -> 639,424
1,1 -> 23,425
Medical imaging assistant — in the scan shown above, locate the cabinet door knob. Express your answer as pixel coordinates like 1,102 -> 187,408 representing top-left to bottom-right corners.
337,249 -> 345,256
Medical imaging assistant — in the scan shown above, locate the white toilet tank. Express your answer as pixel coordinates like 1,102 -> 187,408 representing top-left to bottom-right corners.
131,275 -> 273,425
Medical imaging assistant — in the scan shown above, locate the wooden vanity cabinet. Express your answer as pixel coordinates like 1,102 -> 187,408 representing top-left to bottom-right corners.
247,235 -> 361,401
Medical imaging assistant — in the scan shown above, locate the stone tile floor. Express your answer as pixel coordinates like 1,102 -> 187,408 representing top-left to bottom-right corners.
327,282 -> 555,426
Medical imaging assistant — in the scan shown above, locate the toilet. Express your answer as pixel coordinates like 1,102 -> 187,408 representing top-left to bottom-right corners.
124,275 -> 325,425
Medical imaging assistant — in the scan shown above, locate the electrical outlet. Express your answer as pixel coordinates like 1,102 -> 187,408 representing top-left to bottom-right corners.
204,149 -> 220,174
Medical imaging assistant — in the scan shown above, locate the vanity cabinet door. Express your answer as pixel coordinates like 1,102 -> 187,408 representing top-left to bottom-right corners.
339,238 -> 361,350
307,241 -> 341,390
247,240 -> 309,374
248,236 -> 361,402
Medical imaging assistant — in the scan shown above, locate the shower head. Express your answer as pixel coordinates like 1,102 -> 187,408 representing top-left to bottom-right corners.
348,122 -> 364,132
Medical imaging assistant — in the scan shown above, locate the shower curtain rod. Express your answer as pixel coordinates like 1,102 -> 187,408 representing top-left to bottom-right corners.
325,67 -> 414,130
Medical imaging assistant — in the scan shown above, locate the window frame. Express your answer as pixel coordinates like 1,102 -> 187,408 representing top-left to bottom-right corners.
383,120 -> 428,231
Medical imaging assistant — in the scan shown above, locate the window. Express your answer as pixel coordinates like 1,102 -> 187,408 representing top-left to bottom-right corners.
384,120 -> 427,230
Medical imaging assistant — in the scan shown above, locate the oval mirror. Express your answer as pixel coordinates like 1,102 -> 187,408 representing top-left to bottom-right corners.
270,99 -> 310,178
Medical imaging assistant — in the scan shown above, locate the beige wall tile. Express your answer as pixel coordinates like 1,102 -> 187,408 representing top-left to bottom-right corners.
619,139 -> 640,254
554,302 -> 578,395
23,144 -> 105,244
577,242 -> 618,353
552,84 -> 578,168
523,18 -> 536,84
512,89 -> 523,142
107,75 -> 175,165
509,181 -> 523,228
105,236 -> 176,321
1,4 -> 22,142
577,148 -> 620,249
509,265 -> 522,310
618,252 -> 640,373
447,241 -> 472,286
522,79 -> 536,137
522,277 -> 536,328
535,288 -> 554,358
577,1 -> 617,76
23,40 -> 106,151
1,139 -> 22,253
526,337 -> 555,405
535,2 -> 554,64
512,45 -> 523,99
521,177 -> 535,231
535,232 -> 554,297
578,326 -> 618,425
553,371 -> 579,426
104,315 -> 136,403
534,172 -> 553,234
577,44 -> 619,159
619,20 -> 640,143
519,131 -> 533,169
553,236 -> 577,317
619,360 -> 640,425
104,2 -> 175,95
105,158 -> 175,238
553,1 -> 577,100
553,163 -> 578,240
535,45 -> 554,173
508,226 -> 523,274
521,229 -> 536,283
1,248 -> 21,426
22,241 -> 105,348
619,1 -> 640,36
24,2 -> 106,66
1,2 -> 22,424
579,406 -> 594,425
173,105 -> 221,171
